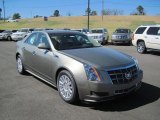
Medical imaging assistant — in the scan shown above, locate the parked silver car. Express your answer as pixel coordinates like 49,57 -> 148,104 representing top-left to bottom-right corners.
0,30 -> 12,41
16,30 -> 143,103
11,28 -> 34,41
111,28 -> 132,45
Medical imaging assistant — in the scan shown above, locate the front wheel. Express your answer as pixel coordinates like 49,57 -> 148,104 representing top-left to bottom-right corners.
16,55 -> 26,74
137,41 -> 146,54
57,70 -> 79,104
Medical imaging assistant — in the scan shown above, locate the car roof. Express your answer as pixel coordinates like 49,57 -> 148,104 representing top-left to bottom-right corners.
116,28 -> 131,30
91,28 -> 106,30
139,24 -> 160,27
33,30 -> 84,35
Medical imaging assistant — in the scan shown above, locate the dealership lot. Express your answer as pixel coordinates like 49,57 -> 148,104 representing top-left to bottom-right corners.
0,41 -> 159,120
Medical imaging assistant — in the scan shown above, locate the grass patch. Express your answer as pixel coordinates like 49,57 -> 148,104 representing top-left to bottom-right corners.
0,16 -> 159,38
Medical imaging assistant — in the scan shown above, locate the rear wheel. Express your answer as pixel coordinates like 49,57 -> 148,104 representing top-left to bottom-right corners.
137,41 -> 146,54
57,70 -> 79,104
16,55 -> 26,74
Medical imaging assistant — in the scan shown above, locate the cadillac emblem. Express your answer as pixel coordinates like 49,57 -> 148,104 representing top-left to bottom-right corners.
125,72 -> 132,80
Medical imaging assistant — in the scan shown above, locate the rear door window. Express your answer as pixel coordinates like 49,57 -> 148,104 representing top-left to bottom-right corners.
147,27 -> 160,35
135,27 -> 147,34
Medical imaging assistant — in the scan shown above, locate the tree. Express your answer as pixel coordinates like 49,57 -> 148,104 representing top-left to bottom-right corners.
13,13 -> 21,19
85,8 -> 91,16
54,10 -> 60,17
0,8 -> 2,20
102,9 -> 123,15
67,12 -> 71,16
91,11 -> 97,16
137,5 -> 145,15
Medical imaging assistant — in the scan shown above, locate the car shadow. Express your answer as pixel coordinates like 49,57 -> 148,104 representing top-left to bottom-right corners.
78,82 -> 160,111
147,51 -> 160,56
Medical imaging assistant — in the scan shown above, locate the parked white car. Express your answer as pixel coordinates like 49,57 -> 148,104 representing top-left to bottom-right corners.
6,19 -> 18,22
87,28 -> 109,45
132,25 -> 160,53
11,28 -> 34,41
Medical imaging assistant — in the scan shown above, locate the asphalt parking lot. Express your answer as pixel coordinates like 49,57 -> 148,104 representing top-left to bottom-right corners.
0,41 -> 159,120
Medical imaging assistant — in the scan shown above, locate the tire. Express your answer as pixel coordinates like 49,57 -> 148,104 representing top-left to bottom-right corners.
102,38 -> 106,45
57,70 -> 79,104
7,36 -> 12,41
137,41 -> 146,54
16,55 -> 26,74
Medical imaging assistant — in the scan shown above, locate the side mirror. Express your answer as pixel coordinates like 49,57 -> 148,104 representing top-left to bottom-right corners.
38,43 -> 50,50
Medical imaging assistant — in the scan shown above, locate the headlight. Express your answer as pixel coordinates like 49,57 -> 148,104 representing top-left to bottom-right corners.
84,64 -> 101,81
131,57 -> 139,70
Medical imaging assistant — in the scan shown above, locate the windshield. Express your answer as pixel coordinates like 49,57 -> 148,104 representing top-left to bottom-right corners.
49,33 -> 101,50
2,31 -> 10,33
91,30 -> 103,33
19,29 -> 28,32
115,29 -> 129,33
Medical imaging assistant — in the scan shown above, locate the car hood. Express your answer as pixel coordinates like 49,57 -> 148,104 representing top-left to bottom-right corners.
60,47 -> 134,69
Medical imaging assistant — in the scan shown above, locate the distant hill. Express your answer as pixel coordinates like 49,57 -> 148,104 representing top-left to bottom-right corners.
0,15 -> 160,38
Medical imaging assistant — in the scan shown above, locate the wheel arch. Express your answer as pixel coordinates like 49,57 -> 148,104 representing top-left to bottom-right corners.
55,67 -> 80,102
55,67 -> 76,85
136,39 -> 145,45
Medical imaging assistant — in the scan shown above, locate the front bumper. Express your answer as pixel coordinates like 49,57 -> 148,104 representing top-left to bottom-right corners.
82,69 -> 143,102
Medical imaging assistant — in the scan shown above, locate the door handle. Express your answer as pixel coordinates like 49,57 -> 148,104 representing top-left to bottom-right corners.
32,51 -> 36,55
155,37 -> 159,39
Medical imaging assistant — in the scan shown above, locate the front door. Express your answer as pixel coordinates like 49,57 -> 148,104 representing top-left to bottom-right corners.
32,33 -> 53,80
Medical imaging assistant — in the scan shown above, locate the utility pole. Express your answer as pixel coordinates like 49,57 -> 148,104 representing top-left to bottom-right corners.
87,0 -> 90,30
102,0 -> 104,21
2,0 -> 5,22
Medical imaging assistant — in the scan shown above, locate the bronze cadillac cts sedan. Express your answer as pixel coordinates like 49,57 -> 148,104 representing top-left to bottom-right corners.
16,30 -> 143,103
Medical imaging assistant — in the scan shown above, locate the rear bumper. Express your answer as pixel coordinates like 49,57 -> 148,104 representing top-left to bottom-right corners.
81,70 -> 143,102
112,39 -> 131,44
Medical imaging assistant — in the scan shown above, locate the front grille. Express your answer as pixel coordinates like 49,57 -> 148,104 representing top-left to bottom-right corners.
107,64 -> 138,85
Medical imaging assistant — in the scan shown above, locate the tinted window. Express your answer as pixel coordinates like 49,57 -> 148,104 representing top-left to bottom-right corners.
147,27 -> 160,35
25,33 -> 37,45
91,30 -> 103,33
49,33 -> 101,50
115,29 -> 129,33
34,33 -> 50,48
135,27 -> 147,34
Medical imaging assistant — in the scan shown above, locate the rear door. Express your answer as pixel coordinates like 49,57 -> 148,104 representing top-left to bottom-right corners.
145,27 -> 160,50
